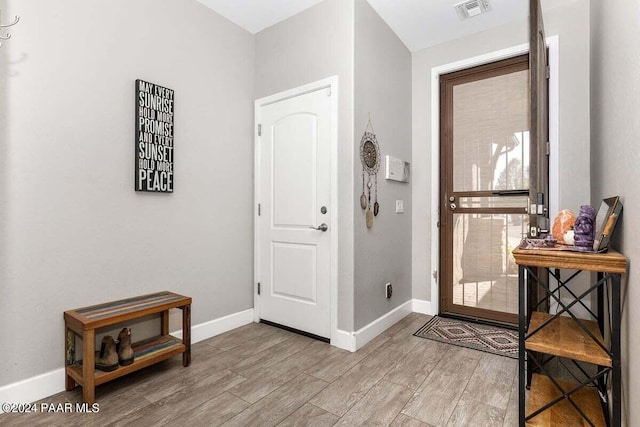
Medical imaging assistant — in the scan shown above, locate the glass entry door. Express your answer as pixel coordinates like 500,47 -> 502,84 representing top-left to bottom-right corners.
440,55 -> 530,324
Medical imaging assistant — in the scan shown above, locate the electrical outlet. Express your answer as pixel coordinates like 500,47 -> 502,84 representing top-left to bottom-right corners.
385,282 -> 393,299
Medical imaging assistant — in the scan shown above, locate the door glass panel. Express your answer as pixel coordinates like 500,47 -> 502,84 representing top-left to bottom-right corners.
452,213 -> 529,314
453,70 -> 530,193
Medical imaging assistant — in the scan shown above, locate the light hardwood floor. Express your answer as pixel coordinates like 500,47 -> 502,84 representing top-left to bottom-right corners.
1,313 -> 518,426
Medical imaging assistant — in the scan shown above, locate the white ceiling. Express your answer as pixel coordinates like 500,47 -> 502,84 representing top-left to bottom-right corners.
196,0 -> 325,34
197,0 -> 577,52
368,0 -> 528,52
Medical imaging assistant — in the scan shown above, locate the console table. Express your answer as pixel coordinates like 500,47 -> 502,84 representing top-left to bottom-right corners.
513,247 -> 626,426
64,291 -> 192,404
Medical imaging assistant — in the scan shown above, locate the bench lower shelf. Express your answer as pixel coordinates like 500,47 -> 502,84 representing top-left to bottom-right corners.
67,335 -> 185,387
526,374 -> 605,427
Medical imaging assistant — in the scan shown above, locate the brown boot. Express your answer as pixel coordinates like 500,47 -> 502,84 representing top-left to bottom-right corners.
95,336 -> 119,372
117,328 -> 134,366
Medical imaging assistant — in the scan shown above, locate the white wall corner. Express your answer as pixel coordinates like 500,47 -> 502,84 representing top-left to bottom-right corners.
412,299 -> 434,315
353,300 -> 413,350
0,308 -> 255,412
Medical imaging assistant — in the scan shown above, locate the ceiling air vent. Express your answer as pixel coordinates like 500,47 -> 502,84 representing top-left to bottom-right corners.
455,0 -> 492,20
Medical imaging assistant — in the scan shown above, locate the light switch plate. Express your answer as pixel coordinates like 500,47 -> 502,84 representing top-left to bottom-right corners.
395,200 -> 404,213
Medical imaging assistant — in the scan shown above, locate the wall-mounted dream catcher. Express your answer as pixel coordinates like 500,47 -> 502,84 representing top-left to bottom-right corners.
359,117 -> 381,229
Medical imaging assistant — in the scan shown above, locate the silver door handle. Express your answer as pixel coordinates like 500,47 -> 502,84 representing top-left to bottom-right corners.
310,223 -> 328,232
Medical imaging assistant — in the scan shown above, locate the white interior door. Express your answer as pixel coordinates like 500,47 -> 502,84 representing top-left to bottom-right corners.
257,86 -> 332,339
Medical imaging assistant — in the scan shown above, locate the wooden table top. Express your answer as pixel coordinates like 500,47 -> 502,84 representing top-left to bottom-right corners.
64,291 -> 191,329
512,243 -> 627,274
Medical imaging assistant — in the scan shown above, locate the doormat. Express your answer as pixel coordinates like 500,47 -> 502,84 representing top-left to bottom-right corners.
414,316 -> 518,359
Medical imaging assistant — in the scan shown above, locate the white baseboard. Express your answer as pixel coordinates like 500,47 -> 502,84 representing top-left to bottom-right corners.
0,368 -> 66,412
331,329 -> 356,352
0,308 -> 255,411
353,300 -> 414,350
412,299 -> 434,315
171,308 -> 254,343
334,299 -> 436,353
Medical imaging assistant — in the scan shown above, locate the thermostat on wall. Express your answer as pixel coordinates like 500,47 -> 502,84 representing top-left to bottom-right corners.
385,155 -> 410,183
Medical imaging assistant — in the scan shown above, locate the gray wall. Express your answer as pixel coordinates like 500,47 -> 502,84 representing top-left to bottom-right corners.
254,0 -> 356,331
411,0 -> 591,304
0,0 -> 255,386
353,0 -> 412,329
590,0 -> 640,424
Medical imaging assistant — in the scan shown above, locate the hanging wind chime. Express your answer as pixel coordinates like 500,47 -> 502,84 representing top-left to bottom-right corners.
359,115 -> 381,229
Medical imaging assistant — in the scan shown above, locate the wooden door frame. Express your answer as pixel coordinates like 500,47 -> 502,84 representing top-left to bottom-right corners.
429,39 -> 559,317
253,76 -> 340,347
439,53 -> 530,325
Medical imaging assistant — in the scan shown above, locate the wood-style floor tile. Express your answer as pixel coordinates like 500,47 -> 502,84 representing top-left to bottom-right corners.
305,331 -> 390,383
358,330 -> 393,355
128,353 -> 236,403
112,369 -> 247,426
310,347 -> 404,417
502,372 -> 519,427
203,325 -> 258,350
219,337 -> 288,365
334,380 -> 414,426
254,324 -> 300,347
382,313 -> 425,337
462,352 -> 517,410
382,316 -> 429,354
445,399 -> 505,427
391,413 -> 434,427
204,322 -> 288,350
277,403 -> 340,427
222,373 -> 329,427
384,339 -> 449,389
163,392 -> 250,426
304,347 -> 365,383
82,382 -> 152,426
228,340 -> 331,404
230,334 -> 313,377
401,346 -> 482,426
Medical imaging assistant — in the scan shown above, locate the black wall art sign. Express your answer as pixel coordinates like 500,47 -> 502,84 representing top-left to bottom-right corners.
135,79 -> 174,192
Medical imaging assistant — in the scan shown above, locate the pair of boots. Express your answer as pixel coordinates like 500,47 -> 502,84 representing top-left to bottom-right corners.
95,328 -> 134,372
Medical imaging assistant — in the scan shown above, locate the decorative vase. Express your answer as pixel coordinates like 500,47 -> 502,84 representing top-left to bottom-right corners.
574,205 -> 596,251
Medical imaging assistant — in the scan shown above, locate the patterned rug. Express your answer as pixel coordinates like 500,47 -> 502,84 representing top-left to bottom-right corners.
414,316 -> 518,359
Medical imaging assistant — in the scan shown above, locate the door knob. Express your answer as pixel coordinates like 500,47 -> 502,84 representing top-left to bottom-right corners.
310,223 -> 328,232
450,203 -> 457,211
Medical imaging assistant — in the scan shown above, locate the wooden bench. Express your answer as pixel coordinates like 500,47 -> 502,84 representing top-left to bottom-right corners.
64,291 -> 191,404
